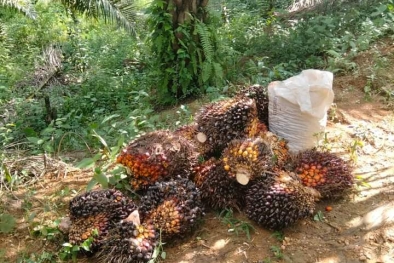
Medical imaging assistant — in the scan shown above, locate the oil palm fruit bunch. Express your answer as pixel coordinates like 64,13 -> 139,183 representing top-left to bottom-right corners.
139,177 -> 204,240
194,95 -> 258,156
245,171 -> 320,230
68,213 -> 111,250
68,189 -> 137,249
69,189 -> 137,221
96,220 -> 157,263
193,158 -> 247,209
221,137 -> 276,185
237,84 -> 269,127
116,130 -> 199,190
294,149 -> 354,199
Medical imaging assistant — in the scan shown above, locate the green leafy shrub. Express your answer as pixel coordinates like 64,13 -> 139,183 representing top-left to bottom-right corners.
147,0 -> 224,105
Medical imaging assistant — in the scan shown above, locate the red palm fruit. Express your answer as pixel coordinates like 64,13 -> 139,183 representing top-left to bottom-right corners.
295,149 -> 354,199
117,130 -> 199,190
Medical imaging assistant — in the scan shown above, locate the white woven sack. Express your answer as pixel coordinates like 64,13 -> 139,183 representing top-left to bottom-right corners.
268,69 -> 334,153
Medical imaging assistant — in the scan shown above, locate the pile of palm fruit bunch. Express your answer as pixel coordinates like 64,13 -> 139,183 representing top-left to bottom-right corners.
116,130 -> 199,190
66,177 -> 204,262
64,84 -> 355,261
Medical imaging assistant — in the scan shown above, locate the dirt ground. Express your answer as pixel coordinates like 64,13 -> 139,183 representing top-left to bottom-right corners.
1,41 -> 394,263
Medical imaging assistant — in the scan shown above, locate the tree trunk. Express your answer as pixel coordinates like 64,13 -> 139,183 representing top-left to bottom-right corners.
151,0 -> 210,100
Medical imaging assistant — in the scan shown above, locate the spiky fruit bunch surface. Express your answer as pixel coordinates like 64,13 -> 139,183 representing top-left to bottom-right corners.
174,123 -> 198,140
96,221 -> 157,263
69,189 -> 137,221
68,213 -> 110,249
295,150 -> 354,199
145,199 -> 196,237
237,84 -> 269,127
247,119 -> 269,138
194,96 -> 258,156
259,131 -> 291,169
245,171 -> 319,230
193,158 -> 247,209
222,137 -> 275,185
116,130 -> 199,190
139,178 -> 204,240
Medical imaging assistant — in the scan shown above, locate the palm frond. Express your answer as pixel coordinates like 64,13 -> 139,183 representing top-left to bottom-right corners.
61,0 -> 137,34
0,0 -> 37,19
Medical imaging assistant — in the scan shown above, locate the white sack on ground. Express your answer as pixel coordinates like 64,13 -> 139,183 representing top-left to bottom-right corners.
268,69 -> 334,152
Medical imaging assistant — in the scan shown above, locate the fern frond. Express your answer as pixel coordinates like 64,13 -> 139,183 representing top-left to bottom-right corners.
201,61 -> 212,83
212,62 -> 223,79
196,21 -> 214,62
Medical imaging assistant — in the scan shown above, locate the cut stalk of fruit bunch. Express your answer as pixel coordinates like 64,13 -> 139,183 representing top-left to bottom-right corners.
222,137 -> 276,185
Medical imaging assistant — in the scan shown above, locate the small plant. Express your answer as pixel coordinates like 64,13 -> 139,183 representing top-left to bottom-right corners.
76,133 -> 126,191
0,249 -> 5,262
31,219 -> 62,242
148,229 -> 166,263
270,245 -> 284,260
175,104 -> 194,127
271,231 -> 285,242
314,210 -> 325,222
219,208 -> 255,240
363,78 -> 373,101
355,174 -> 372,189
314,131 -> 332,152
59,229 -> 97,262
16,251 -> 57,263
348,138 -> 364,163
0,213 -> 16,234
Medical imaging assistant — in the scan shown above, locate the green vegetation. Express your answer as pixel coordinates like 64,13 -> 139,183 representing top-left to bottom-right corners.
1,0 -> 394,261
1,0 -> 393,156
219,208 -> 255,240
